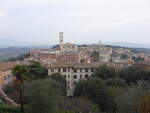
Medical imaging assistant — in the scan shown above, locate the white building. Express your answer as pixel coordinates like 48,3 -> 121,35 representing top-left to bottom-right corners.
48,61 -> 95,96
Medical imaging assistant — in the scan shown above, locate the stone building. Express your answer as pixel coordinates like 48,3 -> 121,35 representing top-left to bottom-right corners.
0,62 -> 18,85
59,32 -> 78,53
48,61 -> 95,96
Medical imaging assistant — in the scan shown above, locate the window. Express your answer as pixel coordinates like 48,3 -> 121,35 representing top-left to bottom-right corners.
68,75 -> 70,79
85,69 -> 89,73
74,69 -> 77,73
58,68 -> 61,72
80,75 -> 82,79
91,69 -> 94,72
68,68 -> 70,72
73,75 -> 77,79
68,81 -> 70,84
4,76 -> 6,80
80,69 -> 82,73
63,68 -> 66,72
64,75 -> 66,79
51,69 -> 54,72
85,74 -> 89,78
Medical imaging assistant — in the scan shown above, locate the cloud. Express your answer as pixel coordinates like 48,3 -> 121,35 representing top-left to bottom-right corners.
0,0 -> 150,47
0,11 -> 8,18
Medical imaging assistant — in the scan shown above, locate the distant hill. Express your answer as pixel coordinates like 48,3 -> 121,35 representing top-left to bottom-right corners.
0,43 -> 150,62
0,47 -> 31,61
104,42 -> 150,49
0,45 -> 52,62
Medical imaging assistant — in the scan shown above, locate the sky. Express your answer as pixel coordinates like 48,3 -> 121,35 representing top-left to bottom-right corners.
0,0 -> 150,47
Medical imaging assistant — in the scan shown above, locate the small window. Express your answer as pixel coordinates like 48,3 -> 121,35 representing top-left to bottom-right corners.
64,75 -> 66,79
74,69 -> 77,73
85,74 -> 89,78
58,69 -> 61,72
63,68 -> 66,72
68,75 -> 70,79
68,81 -> 70,84
80,69 -> 82,73
68,68 -> 70,72
51,69 -> 54,72
85,69 -> 89,72
73,75 -> 77,79
80,75 -> 82,79
4,76 -> 6,80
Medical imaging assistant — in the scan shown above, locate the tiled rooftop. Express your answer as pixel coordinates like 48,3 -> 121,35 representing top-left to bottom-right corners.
48,61 -> 95,69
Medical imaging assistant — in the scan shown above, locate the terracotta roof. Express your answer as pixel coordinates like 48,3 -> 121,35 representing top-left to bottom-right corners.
0,61 -> 27,72
0,61 -> 20,72
48,61 -> 95,69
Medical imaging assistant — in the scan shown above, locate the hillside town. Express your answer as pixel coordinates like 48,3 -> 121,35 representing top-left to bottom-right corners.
0,33 -> 150,113
0,32 -> 150,96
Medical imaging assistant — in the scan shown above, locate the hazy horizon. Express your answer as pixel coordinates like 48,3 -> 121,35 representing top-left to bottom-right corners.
0,0 -> 150,47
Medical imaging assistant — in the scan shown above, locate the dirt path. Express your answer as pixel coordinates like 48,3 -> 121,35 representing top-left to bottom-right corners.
0,86 -> 19,106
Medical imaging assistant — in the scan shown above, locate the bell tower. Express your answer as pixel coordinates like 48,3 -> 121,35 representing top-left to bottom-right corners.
99,40 -> 102,62
59,32 -> 64,51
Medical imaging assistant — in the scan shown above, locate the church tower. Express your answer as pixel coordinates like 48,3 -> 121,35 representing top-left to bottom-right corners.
99,40 -> 102,62
59,32 -> 64,51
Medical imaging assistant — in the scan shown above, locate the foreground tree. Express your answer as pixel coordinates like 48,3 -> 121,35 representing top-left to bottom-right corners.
116,87 -> 148,113
74,78 -> 116,112
94,65 -> 116,79
12,65 -> 28,113
27,62 -> 48,80
105,78 -> 127,87
48,73 -> 67,96
24,79 -> 63,113
118,66 -> 150,85
137,94 -> 150,113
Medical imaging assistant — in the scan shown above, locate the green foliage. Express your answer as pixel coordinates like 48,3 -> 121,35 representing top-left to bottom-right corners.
106,78 -> 127,87
74,78 -> 116,112
48,73 -> 67,96
131,56 -> 144,62
115,87 -> 149,113
118,66 -> 150,85
0,105 -> 20,113
121,54 -> 129,59
108,86 -> 127,98
3,82 -> 20,103
59,97 -> 99,113
94,65 -> 116,79
27,62 -> 48,80
12,64 -> 29,84
24,79 -> 63,113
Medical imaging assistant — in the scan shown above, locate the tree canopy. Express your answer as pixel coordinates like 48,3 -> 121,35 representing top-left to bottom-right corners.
74,78 -> 116,112
24,79 -> 63,113
48,73 -> 67,96
118,66 -> 150,85
94,65 -> 116,79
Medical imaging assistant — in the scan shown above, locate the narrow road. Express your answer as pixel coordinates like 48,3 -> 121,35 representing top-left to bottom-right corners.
0,86 -> 19,106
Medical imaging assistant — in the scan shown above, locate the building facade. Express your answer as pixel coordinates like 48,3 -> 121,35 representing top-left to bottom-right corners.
48,61 -> 95,96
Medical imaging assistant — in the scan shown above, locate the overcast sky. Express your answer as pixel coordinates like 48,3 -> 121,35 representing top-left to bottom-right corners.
0,0 -> 150,46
